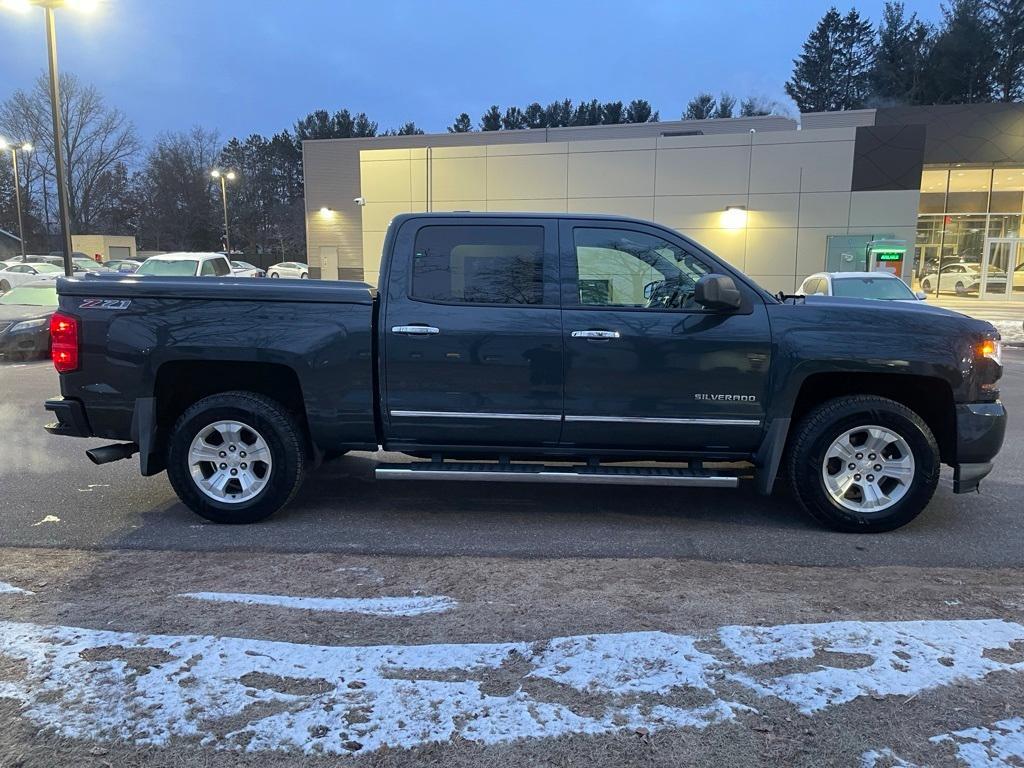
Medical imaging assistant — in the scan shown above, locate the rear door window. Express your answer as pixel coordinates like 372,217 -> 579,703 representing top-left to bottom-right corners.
412,225 -> 547,305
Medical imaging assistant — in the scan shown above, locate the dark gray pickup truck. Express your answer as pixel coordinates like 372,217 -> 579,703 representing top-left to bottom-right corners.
44,213 -> 1006,532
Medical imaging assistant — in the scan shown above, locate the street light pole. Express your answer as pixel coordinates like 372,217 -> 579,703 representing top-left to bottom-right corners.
44,5 -> 75,277
211,169 -> 236,254
219,174 -> 230,254
2,142 -> 31,259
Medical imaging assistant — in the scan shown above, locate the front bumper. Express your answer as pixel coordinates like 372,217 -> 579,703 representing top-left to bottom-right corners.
952,402 -> 1007,493
44,397 -> 92,438
0,325 -> 49,359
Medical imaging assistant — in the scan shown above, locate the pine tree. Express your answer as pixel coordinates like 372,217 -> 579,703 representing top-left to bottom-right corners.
601,101 -> 625,124
625,99 -> 658,122
523,102 -> 547,128
921,0 -> 997,103
684,92 -> 716,120
870,1 -> 932,104
352,113 -> 377,137
501,106 -> 527,129
448,113 -> 472,133
836,9 -> 876,108
986,0 -> 1024,101
713,93 -> 736,119
739,96 -> 778,116
785,8 -> 843,111
479,105 -> 502,131
396,121 -> 424,135
544,99 -> 574,127
571,99 -> 603,126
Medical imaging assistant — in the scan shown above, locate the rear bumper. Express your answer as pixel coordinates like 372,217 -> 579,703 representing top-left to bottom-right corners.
952,402 -> 1007,493
44,396 -> 92,438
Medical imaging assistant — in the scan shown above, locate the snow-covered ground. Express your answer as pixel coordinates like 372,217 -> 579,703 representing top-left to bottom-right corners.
0,581 -> 32,595
1,617 -> 1023,755
178,591 -> 457,616
863,717 -> 1024,767
991,319 -> 1024,345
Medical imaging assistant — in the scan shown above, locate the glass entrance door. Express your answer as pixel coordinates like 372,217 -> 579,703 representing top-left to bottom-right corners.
981,238 -> 1024,300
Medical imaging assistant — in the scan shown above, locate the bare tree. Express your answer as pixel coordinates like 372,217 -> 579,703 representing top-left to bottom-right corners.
0,72 -> 139,234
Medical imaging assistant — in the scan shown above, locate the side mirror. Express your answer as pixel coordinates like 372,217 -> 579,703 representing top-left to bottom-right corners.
914,290 -> 927,300
694,274 -> 742,311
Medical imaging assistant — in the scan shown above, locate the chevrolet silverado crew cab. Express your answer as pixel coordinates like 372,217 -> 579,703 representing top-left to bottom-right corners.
44,213 -> 1007,532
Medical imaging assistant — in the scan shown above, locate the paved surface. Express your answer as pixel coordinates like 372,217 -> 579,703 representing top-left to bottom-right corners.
0,353 -> 1021,567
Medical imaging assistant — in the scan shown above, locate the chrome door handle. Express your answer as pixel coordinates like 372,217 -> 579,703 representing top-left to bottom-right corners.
391,325 -> 440,335
571,330 -> 620,339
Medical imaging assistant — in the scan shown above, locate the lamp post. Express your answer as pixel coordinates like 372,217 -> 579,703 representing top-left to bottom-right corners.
211,169 -> 236,254
2,0 -> 97,276
0,140 -> 32,259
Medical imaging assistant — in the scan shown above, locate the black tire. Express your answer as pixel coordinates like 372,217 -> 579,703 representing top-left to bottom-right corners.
300,273 -> 308,279
920,279 -> 931,293
955,280 -> 967,296
0,280 -> 9,293
269,272 -> 279,278
786,396 -> 940,533
166,391 -> 306,523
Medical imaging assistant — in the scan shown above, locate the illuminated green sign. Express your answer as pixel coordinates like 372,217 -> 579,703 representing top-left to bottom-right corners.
875,251 -> 904,261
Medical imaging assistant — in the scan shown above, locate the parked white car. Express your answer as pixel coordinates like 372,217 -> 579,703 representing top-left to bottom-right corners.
918,261 -> 1006,295
798,271 -> 926,302
135,252 -> 232,277
0,262 -> 63,293
267,261 -> 309,279
230,260 -> 266,278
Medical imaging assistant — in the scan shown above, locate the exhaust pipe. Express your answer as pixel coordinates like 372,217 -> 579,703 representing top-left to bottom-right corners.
86,442 -> 138,465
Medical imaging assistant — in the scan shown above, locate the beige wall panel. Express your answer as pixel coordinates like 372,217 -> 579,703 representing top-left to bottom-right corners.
568,150 -> 656,198
848,190 -> 922,228
360,201 -> 415,233
798,192 -> 851,229
749,140 -> 855,194
655,147 -> 751,196
361,229 -> 386,286
754,127 -> 857,145
748,274 -> 798,294
747,193 -> 799,229
568,196 -> 655,219
686,228 -> 746,266
486,142 -> 568,157
360,159 -> 413,203
359,148 -> 411,162
486,154 -> 568,199
653,194 -> 744,230
656,134 -> 753,150
744,228 -> 798,276
796,227 -> 834,277
411,157 -> 427,203
430,156 -> 487,201
569,138 -> 657,153
430,145 -> 487,159
486,198 -> 567,212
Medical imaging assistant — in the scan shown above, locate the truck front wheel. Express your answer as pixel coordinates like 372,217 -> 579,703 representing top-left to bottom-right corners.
166,391 -> 306,523
786,396 -> 940,532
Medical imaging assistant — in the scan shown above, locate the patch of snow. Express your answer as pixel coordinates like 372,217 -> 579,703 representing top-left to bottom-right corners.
0,581 -> 32,595
991,320 -> 1024,345
931,717 -> 1024,768
178,592 -> 456,616
30,515 -> 60,526
0,620 -> 741,754
719,619 -> 1024,714
860,747 -> 922,767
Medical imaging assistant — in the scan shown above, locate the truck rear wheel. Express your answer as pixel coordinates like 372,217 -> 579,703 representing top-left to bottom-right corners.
166,391 -> 306,523
786,396 -> 940,532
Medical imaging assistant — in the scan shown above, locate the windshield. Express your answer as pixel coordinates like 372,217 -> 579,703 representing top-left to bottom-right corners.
831,276 -> 916,300
0,283 -> 58,307
232,261 -> 255,269
137,259 -> 199,276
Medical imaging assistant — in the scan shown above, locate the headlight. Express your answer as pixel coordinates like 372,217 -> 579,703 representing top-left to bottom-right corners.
9,318 -> 49,333
979,338 -> 1002,366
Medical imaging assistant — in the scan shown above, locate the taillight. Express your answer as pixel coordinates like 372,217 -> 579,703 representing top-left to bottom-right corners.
50,312 -> 79,373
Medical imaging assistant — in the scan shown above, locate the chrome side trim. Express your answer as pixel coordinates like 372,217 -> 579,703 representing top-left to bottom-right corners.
565,415 -> 761,426
390,410 -> 562,421
376,468 -> 739,488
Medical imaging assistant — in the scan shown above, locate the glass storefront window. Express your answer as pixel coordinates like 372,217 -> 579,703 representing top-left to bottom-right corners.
919,169 -> 948,213
945,169 -> 991,213
990,169 -> 1024,213
988,214 -> 1021,238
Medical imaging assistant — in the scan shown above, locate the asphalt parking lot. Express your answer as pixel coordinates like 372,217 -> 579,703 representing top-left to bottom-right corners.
1,351 -> 1021,567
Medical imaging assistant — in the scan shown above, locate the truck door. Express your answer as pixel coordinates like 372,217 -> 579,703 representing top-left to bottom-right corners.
559,220 -> 771,453
381,217 -> 563,448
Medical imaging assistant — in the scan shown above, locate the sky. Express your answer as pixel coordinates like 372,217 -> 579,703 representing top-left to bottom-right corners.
0,0 -> 945,145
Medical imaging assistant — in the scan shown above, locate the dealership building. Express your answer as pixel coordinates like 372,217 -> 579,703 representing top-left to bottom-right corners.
302,103 -> 1024,302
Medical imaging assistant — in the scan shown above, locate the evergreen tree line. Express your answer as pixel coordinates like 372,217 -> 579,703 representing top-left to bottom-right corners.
786,0 -> 1024,112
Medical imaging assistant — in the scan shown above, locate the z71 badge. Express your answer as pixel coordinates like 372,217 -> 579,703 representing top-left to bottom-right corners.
79,298 -> 132,310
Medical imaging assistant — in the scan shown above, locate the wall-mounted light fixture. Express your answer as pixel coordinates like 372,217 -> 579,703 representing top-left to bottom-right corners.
319,206 -> 334,216
722,205 -> 747,229
353,196 -> 366,206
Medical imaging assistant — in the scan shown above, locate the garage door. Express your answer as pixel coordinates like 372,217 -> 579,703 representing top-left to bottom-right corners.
109,246 -> 131,260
